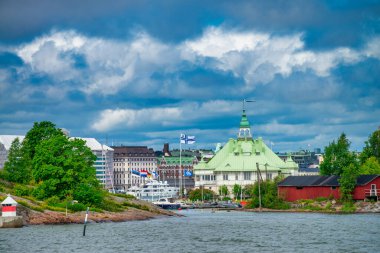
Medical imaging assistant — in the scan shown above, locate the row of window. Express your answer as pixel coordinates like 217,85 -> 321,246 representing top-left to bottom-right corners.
195,172 -> 273,181
114,158 -> 155,162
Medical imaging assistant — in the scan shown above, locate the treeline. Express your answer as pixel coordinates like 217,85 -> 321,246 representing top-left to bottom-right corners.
320,129 -> 380,200
1,121 -> 104,206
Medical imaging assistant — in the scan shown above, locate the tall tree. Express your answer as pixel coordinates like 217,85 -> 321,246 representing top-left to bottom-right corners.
22,121 -> 64,160
360,129 -> 380,164
359,157 -> 380,174
3,138 -> 31,183
339,163 -> 359,201
233,184 -> 242,200
32,135 -> 102,204
320,133 -> 357,175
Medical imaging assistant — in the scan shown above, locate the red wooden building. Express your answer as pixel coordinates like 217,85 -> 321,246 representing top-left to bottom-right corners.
278,175 -> 380,202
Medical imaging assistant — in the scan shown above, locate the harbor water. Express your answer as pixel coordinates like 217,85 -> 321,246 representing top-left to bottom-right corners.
1,210 -> 379,253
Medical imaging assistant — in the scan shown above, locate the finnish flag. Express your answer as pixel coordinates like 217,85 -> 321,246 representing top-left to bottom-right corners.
180,134 -> 195,144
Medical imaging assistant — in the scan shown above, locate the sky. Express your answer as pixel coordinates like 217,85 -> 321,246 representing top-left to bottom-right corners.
0,0 -> 379,152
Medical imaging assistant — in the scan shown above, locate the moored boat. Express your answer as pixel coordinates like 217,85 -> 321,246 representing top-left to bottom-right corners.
126,179 -> 179,202
153,198 -> 181,210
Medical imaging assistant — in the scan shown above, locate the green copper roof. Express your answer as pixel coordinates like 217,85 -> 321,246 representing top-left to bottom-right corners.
194,137 -> 298,172
160,156 -> 196,165
239,109 -> 250,128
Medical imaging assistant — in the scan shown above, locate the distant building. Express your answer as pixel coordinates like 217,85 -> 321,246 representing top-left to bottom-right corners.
277,150 -> 322,175
73,138 -> 114,191
194,109 -> 298,196
112,146 -> 157,191
0,135 -> 25,169
278,175 -> 380,201
158,155 -> 198,190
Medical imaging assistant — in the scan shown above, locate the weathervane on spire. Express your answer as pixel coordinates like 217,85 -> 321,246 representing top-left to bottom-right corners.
243,99 -> 255,111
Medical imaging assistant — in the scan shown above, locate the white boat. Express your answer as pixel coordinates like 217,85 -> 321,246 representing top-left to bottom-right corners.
153,198 -> 181,210
126,179 -> 179,202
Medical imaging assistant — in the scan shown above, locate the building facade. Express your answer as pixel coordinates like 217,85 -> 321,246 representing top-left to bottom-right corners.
278,175 -> 380,201
158,156 -> 198,190
112,146 -> 157,191
75,138 -> 114,191
194,109 -> 298,195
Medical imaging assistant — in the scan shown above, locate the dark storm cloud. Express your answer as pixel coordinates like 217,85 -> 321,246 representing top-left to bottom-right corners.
0,1 -> 379,151
1,0 -> 379,48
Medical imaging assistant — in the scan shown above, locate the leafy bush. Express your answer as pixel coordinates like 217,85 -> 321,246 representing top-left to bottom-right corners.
46,196 -> 60,205
114,193 -> 135,199
315,197 -> 328,202
341,202 -> 356,213
122,201 -> 150,211
73,183 -> 104,205
17,200 -> 44,212
188,188 -> 216,201
96,199 -> 124,212
67,202 -> 87,212
13,184 -> 32,197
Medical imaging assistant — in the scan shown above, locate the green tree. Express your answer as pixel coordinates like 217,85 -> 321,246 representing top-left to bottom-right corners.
249,177 -> 289,209
339,163 -> 359,201
32,134 -> 102,205
188,188 -> 215,201
320,133 -> 357,175
219,185 -> 229,197
3,138 -> 31,183
22,121 -> 64,160
359,157 -> 380,174
360,129 -> 380,164
232,184 -> 242,200
243,184 -> 255,198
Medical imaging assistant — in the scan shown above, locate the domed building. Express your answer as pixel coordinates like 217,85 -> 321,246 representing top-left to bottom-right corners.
193,108 -> 298,194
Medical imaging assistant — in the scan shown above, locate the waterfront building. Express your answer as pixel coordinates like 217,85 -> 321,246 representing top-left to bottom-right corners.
278,175 -> 380,201
0,135 -> 25,169
112,146 -> 157,191
194,109 -> 298,195
74,138 -> 114,191
157,155 -> 198,190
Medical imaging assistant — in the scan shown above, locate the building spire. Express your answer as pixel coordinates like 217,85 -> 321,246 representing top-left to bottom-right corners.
238,99 -> 255,139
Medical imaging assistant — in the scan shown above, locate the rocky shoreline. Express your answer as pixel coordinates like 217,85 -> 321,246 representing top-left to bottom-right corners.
18,206 -> 179,226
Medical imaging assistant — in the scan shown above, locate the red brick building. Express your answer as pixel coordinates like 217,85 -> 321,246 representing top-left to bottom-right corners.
278,175 -> 380,202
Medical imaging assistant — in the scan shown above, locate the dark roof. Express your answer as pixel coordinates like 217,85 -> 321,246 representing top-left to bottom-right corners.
278,175 -> 379,187
299,167 -> 320,173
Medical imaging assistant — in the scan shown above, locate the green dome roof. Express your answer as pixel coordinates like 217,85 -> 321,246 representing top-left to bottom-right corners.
240,109 -> 250,128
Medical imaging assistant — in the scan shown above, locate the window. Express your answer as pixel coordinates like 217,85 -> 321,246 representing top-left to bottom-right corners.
331,186 -> 337,190
223,174 -> 228,181
235,174 -> 238,180
244,172 -> 251,180
296,186 -> 303,190
267,173 -> 272,180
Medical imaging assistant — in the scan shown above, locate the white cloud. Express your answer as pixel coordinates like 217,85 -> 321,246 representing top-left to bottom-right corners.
92,107 -> 182,132
181,27 -> 369,88
9,27 -> 380,97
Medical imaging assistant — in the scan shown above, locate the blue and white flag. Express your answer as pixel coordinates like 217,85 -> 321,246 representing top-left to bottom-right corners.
152,171 -> 159,179
183,170 -> 193,177
180,134 -> 195,144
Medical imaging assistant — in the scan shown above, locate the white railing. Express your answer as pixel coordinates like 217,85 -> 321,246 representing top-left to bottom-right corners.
365,189 -> 379,197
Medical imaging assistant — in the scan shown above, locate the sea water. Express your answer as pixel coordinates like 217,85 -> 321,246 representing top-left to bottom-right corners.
0,210 -> 379,253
